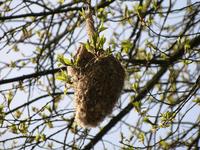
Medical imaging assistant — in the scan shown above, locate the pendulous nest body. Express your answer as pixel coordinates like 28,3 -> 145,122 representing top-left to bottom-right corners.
68,46 -> 125,127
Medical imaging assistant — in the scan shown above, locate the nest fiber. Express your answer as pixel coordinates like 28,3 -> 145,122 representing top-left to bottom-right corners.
69,47 -> 125,127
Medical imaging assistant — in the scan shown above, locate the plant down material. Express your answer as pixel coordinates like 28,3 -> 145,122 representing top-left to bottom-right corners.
68,44 -> 125,127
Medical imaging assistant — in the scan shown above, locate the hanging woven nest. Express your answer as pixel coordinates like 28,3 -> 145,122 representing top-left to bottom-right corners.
66,3 -> 125,127
68,45 -> 125,127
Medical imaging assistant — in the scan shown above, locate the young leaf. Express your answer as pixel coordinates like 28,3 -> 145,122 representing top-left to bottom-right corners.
6,91 -> 14,107
57,54 -> 72,66
121,40 -> 132,53
98,22 -> 107,33
132,101 -> 141,112
57,0 -> 64,4
63,57 -> 72,65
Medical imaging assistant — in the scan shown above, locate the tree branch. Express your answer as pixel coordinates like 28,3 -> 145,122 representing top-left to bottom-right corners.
123,58 -> 169,66
0,0 -> 115,21
0,67 -> 65,85
0,58 -> 170,85
0,7 -> 79,21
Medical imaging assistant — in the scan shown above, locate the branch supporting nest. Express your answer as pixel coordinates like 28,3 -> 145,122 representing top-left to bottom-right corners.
85,0 -> 96,41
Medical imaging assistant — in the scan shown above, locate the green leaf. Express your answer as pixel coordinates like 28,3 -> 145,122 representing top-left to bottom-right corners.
6,91 -> 14,107
63,57 -> 71,65
0,104 -> 4,113
91,33 -> 98,47
15,110 -> 22,119
121,40 -> 132,53
160,111 -> 175,128
138,132 -> 145,144
160,140 -> 170,149
98,22 -> 107,33
57,54 -> 72,66
9,124 -> 18,134
57,0 -> 64,4
132,101 -> 141,112
132,83 -> 138,92
19,121 -> 28,135
12,45 -> 19,52
35,134 -> 40,142
184,39 -> 191,51
97,8 -> 107,22
41,134 -> 46,141
143,117 -> 154,125
57,54 -> 65,64
193,97 -> 200,105
97,35 -> 106,49
9,61 -> 16,68
84,41 -> 93,51
46,120 -> 53,128
79,8 -> 86,18
0,107 -> 5,125
55,75 -> 66,81
56,70 -> 71,83
64,88 -> 67,95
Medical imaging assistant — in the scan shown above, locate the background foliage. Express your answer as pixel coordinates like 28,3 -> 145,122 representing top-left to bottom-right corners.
0,0 -> 200,149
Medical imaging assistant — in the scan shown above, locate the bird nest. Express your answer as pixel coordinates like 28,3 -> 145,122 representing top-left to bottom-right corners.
68,46 -> 125,127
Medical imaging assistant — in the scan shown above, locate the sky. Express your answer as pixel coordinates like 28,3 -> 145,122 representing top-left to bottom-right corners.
0,0 -> 200,149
